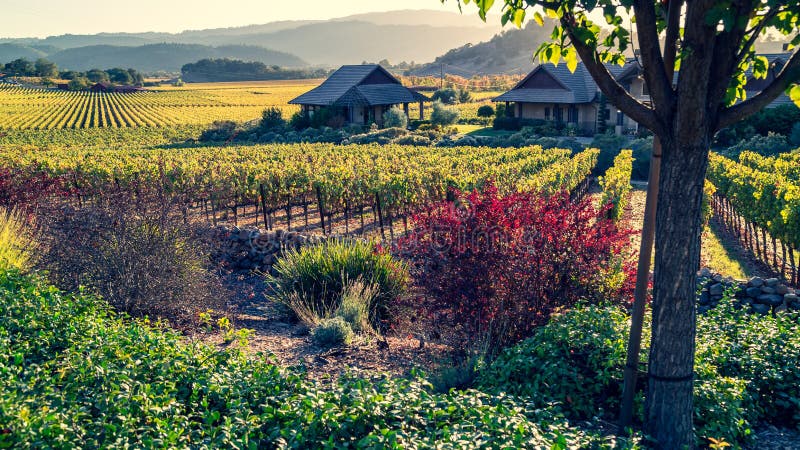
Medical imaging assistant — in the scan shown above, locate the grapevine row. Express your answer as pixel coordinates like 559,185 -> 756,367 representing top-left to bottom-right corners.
706,152 -> 800,284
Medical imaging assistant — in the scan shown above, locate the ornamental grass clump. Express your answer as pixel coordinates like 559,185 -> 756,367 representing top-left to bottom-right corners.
266,239 -> 408,330
0,207 -> 35,272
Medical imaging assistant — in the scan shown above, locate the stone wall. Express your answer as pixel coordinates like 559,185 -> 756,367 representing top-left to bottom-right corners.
209,226 -> 328,274
697,268 -> 799,315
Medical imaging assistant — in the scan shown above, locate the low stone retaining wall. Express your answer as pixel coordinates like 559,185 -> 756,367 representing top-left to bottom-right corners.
210,226 -> 329,273
697,268 -> 799,315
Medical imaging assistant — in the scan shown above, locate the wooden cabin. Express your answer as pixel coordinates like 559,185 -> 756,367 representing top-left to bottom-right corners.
289,64 -> 430,126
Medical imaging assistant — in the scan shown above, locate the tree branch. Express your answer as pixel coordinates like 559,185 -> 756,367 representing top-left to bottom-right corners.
632,0 -> 674,115
662,0 -> 683,80
559,15 -> 661,134
707,1 -> 756,112
718,48 -> 800,129
736,7 -> 782,65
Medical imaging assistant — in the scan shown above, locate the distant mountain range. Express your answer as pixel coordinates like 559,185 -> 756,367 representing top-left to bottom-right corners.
0,9 -> 501,72
410,21 -> 793,78
47,44 -> 305,73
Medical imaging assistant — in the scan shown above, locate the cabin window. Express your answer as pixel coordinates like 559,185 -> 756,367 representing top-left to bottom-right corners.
617,111 -> 625,126
544,107 -> 550,120
554,105 -> 563,122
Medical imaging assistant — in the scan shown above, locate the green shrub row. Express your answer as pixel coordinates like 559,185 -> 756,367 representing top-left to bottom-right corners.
477,300 -> 800,447
1,270 -> 644,449
599,150 -> 633,221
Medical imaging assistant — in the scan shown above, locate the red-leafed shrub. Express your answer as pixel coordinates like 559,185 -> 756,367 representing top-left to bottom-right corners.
397,184 -> 635,352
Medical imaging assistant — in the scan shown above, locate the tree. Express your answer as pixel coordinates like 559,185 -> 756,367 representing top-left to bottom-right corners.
127,68 -> 144,86
106,67 -> 133,84
477,104 -> 495,118
4,58 -> 34,76
463,1 -> 800,448
34,59 -> 58,78
67,77 -> 89,91
86,69 -> 109,83
431,87 -> 458,104
458,88 -> 473,103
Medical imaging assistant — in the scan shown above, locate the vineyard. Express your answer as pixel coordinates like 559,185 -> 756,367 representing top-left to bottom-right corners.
0,81 -> 498,130
1,143 -> 597,238
0,81 -> 315,129
707,151 -> 800,284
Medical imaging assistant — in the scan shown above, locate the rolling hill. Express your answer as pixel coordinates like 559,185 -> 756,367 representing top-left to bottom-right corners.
0,9 -> 500,70
47,44 -> 306,72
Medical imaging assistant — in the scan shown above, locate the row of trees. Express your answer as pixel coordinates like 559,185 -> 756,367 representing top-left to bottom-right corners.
1,58 -> 144,86
180,58 -> 329,82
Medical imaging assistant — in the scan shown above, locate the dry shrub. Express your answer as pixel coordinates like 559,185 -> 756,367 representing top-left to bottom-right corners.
39,194 -> 226,322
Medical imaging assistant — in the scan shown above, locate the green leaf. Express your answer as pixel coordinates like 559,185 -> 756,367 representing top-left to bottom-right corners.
790,84 -> 800,108
533,11 -> 544,27
512,9 -> 526,28
565,47 -> 578,73
476,0 -> 495,21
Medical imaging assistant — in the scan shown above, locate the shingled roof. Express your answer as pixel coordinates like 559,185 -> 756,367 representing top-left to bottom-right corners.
289,64 -> 429,107
494,62 -> 626,104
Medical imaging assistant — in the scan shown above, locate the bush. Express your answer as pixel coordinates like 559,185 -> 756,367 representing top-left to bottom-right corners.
477,105 -> 495,118
266,240 -> 408,330
431,88 -> 458,104
312,317 -> 354,347
790,122 -> 800,147
391,134 -> 431,146
0,207 -> 35,272
382,105 -> 408,129
199,120 -> 239,141
259,107 -> 285,131
457,89 -> 472,103
725,132 -> 791,158
430,100 -> 459,127
1,270 -> 627,449
398,184 -> 634,352
289,110 -> 311,130
335,278 -> 377,333
629,137 -> 653,180
39,200 -> 222,322
590,132 -> 629,174
479,298 -> 800,447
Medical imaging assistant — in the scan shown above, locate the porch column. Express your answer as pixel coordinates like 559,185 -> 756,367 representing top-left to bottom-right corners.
517,102 -> 522,118
403,103 -> 409,117
419,101 -> 424,120
505,101 -> 511,117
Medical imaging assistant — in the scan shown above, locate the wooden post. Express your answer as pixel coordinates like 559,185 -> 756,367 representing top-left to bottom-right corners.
286,196 -> 292,230
403,103 -> 409,121
316,186 -> 326,235
375,192 -> 385,241
419,101 -> 424,120
259,184 -> 269,231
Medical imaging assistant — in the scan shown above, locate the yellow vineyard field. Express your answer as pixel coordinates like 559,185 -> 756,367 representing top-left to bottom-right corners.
0,80 -> 319,129
0,80 -> 497,129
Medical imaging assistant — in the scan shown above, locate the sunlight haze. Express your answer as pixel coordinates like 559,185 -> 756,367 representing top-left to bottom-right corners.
2,0 -> 479,38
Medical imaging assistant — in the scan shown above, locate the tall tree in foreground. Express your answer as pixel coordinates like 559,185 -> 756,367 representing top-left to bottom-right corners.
456,0 -> 800,448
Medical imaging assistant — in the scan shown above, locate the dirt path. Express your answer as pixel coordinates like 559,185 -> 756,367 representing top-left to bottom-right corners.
623,183 -> 767,280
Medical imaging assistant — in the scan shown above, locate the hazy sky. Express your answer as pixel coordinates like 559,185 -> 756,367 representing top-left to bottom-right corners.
2,0 -> 475,38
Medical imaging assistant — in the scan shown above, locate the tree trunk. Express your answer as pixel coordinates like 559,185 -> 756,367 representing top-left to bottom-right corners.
645,137 -> 709,449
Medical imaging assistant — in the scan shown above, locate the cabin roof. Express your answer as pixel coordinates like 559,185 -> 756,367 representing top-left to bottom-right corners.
289,64 -> 428,106
494,62 -> 624,104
